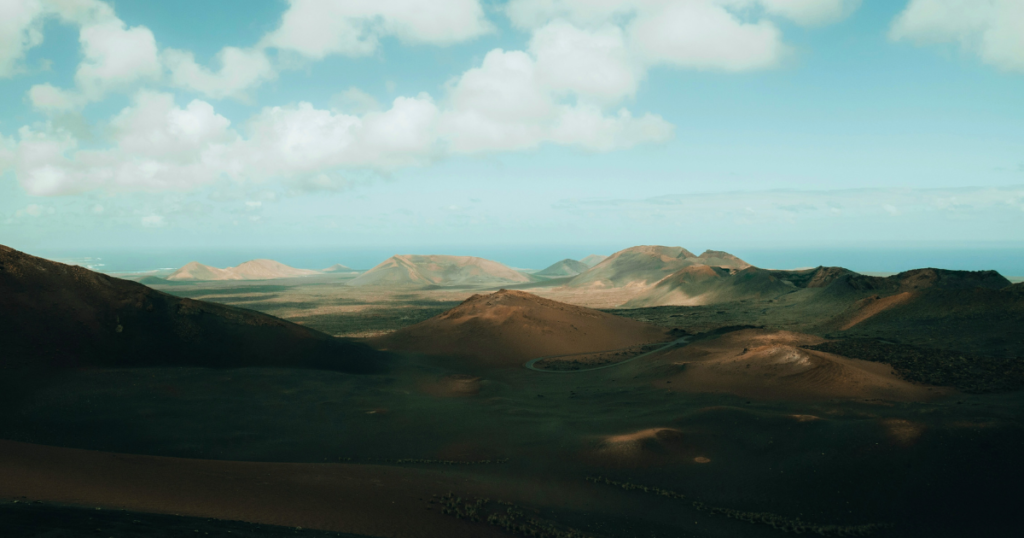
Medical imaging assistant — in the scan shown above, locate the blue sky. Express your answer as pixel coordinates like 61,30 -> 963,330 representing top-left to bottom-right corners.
1,0 -> 1022,270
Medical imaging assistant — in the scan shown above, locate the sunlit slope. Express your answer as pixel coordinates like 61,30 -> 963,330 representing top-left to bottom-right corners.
348,255 -> 530,288
370,289 -> 668,366
167,259 -> 320,281
567,246 -> 749,288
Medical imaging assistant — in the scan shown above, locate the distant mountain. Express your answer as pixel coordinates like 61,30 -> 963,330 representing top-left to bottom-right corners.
323,264 -> 354,273
567,245 -> 749,288
167,262 -> 235,281
626,266 -> 805,307
536,258 -> 590,277
370,289 -> 667,366
579,254 -> 608,268
0,244 -> 386,372
348,255 -> 530,288
696,250 -> 751,270
167,259 -> 320,281
627,266 -> 1013,308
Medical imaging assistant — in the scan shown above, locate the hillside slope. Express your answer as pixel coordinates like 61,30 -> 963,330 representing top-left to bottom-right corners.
369,290 -> 668,366
348,255 -> 529,288
0,245 -> 386,372
167,259 -> 319,281
536,258 -> 590,277
567,246 -> 749,288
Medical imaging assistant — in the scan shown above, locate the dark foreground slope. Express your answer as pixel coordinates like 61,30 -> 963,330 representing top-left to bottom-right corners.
0,245 -> 386,373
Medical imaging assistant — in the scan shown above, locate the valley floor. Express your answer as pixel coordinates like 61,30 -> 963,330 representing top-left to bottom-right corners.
2,276 -> 1022,537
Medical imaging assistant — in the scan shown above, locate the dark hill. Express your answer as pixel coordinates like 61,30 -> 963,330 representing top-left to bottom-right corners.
0,245 -> 387,373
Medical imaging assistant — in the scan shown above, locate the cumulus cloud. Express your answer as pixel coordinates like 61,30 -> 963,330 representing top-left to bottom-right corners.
28,82 -> 86,111
627,1 -> 785,71
75,18 -> 160,98
16,0 -> 159,109
506,0 -> 861,72
0,0 -> 46,77
12,91 -> 237,195
439,49 -> 671,153
9,73 -> 671,196
263,0 -> 493,58
890,0 -> 1024,72
163,47 -> 275,100
6,0 -> 867,196
529,21 -> 640,104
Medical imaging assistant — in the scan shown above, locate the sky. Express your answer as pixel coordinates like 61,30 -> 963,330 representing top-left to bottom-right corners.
0,0 -> 1023,272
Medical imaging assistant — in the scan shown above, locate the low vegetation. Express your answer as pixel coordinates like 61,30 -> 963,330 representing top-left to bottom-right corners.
805,339 -> 1024,393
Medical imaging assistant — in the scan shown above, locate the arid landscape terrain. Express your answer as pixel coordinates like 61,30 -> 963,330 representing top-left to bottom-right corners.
2,243 -> 1023,538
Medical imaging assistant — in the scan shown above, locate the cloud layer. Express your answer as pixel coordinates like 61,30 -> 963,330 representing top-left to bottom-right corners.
891,0 -> 1024,72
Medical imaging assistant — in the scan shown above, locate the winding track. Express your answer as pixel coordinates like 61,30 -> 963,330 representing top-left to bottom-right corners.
524,336 -> 691,374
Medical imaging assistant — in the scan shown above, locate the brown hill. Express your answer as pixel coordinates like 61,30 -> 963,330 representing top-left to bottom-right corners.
816,268 -> 1010,297
696,250 -> 751,269
348,255 -> 529,288
369,289 -> 669,367
0,245 -> 386,372
566,245 -> 693,288
323,263 -> 354,273
536,258 -> 590,277
828,285 -> 1024,357
167,259 -> 320,281
628,265 -> 1012,309
649,330 -> 943,401
567,245 -> 750,289
166,261 -> 234,281
625,266 -> 795,307
579,254 -> 608,267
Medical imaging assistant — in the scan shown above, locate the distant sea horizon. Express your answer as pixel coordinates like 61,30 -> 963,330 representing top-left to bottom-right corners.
18,244 -> 1024,278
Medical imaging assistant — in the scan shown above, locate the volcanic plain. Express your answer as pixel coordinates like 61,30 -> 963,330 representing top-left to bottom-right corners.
2,244 -> 1022,538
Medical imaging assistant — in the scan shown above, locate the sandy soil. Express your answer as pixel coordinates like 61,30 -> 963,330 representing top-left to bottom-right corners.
0,440 -> 513,538
370,290 -> 670,367
650,330 -> 948,401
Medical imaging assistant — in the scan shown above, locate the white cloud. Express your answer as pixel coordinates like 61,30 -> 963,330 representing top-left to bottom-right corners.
529,21 -> 640,104
140,214 -> 164,227
28,82 -> 86,112
628,1 -> 785,71
263,0 -> 493,58
506,0 -> 862,72
0,0 -> 46,77
109,90 -> 237,161
759,0 -> 861,27
12,91 -> 237,195
163,46 -> 275,100
75,18 -> 161,99
890,0 -> 1024,72
19,0 -> 160,109
438,49 -> 671,153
